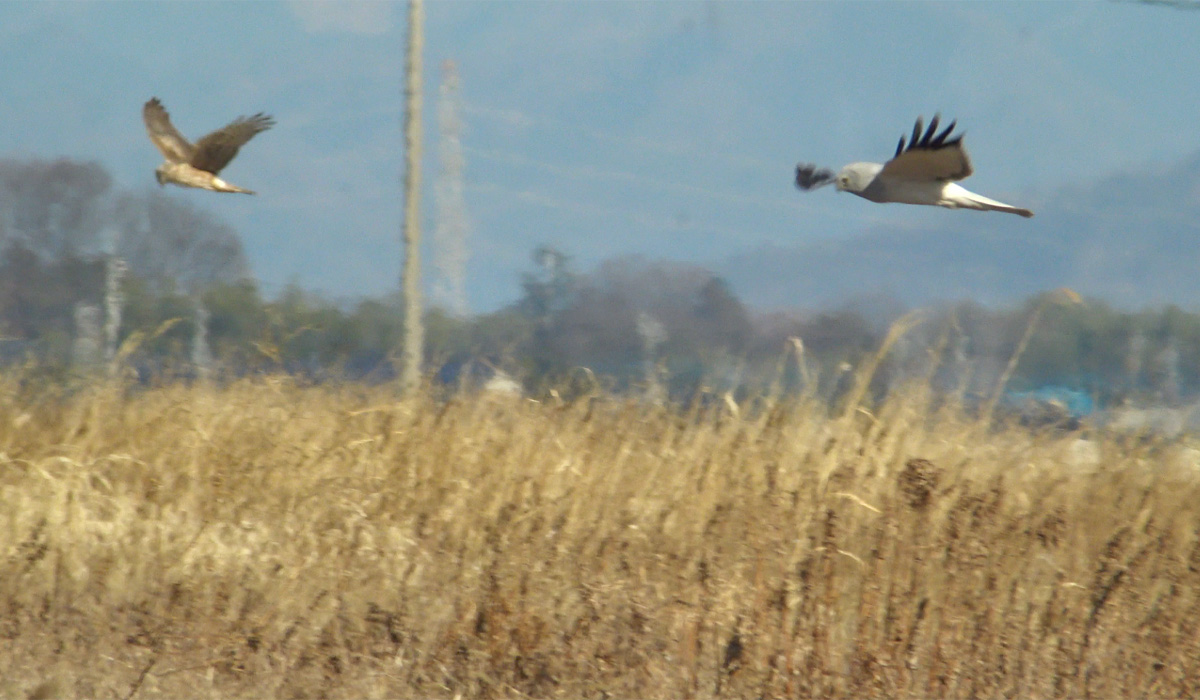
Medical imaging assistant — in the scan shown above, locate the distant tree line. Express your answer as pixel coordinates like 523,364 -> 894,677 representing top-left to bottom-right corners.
0,157 -> 1197,407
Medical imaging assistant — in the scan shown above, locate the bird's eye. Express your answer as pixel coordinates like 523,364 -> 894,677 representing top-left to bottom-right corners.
839,177 -> 849,187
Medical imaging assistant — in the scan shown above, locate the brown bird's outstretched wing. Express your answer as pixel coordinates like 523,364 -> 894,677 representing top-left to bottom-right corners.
143,98 -> 194,164
189,113 -> 275,175
880,114 -> 974,182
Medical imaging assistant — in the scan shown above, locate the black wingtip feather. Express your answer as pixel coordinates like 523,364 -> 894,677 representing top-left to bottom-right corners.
920,114 -> 940,147
931,120 -> 957,148
898,115 -> 964,154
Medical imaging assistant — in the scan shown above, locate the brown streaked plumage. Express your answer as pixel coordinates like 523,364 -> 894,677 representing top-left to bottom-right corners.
143,97 -> 274,195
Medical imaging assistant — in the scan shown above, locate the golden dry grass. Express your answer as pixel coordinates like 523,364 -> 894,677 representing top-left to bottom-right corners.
1,375 -> 1199,699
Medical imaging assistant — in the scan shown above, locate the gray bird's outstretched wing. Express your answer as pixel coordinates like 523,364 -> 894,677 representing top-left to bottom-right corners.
795,163 -> 836,190
143,98 -> 194,164
880,115 -> 973,182
189,113 -> 275,175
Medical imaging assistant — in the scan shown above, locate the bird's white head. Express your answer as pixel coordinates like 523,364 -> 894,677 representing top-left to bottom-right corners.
835,162 -> 882,194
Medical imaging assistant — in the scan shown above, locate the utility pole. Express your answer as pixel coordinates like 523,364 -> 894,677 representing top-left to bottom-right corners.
400,0 -> 425,393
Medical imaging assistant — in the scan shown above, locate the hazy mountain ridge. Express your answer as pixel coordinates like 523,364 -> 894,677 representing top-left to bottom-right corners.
718,151 -> 1200,311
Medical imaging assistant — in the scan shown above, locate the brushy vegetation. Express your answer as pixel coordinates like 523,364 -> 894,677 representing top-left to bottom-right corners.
1,365 -> 1199,699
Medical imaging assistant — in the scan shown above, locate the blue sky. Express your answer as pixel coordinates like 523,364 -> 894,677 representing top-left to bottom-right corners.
1,1 -> 1197,312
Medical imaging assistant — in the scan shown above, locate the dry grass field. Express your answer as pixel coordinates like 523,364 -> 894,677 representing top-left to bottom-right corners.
2,369 -> 1200,699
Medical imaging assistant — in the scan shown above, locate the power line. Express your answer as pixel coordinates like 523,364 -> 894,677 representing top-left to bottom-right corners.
462,100 -> 777,172
463,144 -> 806,215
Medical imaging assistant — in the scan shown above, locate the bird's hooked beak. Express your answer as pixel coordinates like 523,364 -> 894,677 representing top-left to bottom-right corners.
154,168 -> 166,187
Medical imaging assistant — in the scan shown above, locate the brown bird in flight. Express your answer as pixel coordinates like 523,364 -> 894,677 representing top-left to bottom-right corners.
143,97 -> 274,194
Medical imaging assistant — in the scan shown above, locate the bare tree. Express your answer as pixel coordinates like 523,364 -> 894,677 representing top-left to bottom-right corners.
110,191 -> 248,294
0,158 -> 248,293
0,158 -> 111,260
103,248 -> 126,375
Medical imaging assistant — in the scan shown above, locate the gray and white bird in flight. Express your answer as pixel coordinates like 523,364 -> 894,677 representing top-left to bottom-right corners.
795,115 -> 1033,218
143,98 -> 274,195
